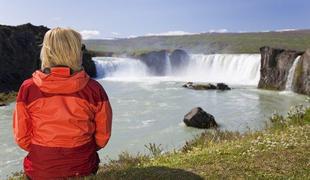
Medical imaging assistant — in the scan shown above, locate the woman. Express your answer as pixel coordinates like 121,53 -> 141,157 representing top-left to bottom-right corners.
13,27 -> 112,179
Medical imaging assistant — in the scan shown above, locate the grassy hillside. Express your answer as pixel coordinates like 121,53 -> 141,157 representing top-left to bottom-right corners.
84,30 -> 310,55
9,102 -> 310,179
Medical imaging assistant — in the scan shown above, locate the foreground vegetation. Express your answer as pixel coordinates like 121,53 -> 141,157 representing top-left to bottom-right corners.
94,104 -> 310,179
9,103 -> 310,179
84,30 -> 310,55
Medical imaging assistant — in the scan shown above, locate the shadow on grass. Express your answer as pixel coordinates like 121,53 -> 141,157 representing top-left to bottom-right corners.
97,166 -> 204,180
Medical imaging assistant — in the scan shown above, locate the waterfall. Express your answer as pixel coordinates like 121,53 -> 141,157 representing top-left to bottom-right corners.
285,56 -> 301,91
93,54 -> 261,85
165,53 -> 172,75
94,57 -> 148,79
180,54 -> 261,85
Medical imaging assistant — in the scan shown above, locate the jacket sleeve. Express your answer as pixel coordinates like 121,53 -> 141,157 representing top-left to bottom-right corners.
13,84 -> 32,152
94,86 -> 112,150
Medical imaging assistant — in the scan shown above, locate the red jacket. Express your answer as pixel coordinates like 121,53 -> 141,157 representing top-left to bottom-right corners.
13,67 -> 112,179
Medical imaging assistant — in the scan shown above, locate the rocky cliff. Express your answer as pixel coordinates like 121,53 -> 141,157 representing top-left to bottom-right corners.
295,49 -> 310,95
138,50 -> 169,76
0,23 -> 97,93
136,49 -> 190,76
258,46 -> 309,95
0,23 -> 48,92
82,44 -> 97,78
169,49 -> 189,73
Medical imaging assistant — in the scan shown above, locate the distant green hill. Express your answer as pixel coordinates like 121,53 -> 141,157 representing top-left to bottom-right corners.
84,30 -> 310,55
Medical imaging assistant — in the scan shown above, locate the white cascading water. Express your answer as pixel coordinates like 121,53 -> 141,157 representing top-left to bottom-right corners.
165,53 -> 172,75
285,56 -> 301,91
94,54 -> 261,86
180,54 -> 261,85
94,57 -> 148,79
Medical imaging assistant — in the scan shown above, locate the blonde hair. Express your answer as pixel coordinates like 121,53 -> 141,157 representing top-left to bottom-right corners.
40,27 -> 82,72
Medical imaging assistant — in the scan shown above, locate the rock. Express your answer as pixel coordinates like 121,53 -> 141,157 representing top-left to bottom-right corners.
0,23 -> 49,92
258,46 -> 304,91
82,44 -> 97,78
138,50 -> 169,76
183,82 -> 217,90
183,107 -> 218,129
295,49 -> 310,95
88,50 -> 114,57
0,23 -> 97,93
169,49 -> 189,73
182,82 -> 193,88
183,82 -> 231,91
216,83 -> 231,90
182,82 -> 194,88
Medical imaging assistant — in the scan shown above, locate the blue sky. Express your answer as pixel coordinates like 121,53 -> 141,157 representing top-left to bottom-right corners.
0,0 -> 309,39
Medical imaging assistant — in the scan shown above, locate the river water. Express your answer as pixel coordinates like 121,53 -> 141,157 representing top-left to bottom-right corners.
0,54 -> 307,178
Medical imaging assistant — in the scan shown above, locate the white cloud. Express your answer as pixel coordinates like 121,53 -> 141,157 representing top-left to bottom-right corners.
111,32 -> 120,36
101,37 -> 116,40
145,31 -> 197,36
208,29 -> 228,33
143,29 -> 230,37
275,29 -> 297,32
127,35 -> 138,39
259,29 -> 298,33
80,30 -> 100,39
237,31 -> 248,33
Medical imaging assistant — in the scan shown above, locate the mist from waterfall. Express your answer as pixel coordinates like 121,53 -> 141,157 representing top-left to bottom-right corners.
94,54 -> 261,86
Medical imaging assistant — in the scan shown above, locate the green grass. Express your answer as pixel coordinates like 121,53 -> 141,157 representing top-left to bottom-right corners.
9,103 -> 310,180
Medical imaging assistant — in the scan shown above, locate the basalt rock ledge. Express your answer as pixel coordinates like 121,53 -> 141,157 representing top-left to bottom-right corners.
0,23 -> 97,93
258,46 -> 309,95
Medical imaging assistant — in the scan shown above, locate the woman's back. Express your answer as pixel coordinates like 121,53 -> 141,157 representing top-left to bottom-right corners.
13,28 -> 112,180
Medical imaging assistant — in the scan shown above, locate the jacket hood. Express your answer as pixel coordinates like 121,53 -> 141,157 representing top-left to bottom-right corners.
32,67 -> 90,94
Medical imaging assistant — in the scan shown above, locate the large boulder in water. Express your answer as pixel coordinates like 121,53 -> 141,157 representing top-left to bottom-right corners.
183,107 -> 218,129
138,50 -> 169,76
183,82 -> 217,90
258,46 -> 304,91
183,82 -> 231,91
169,49 -> 189,73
